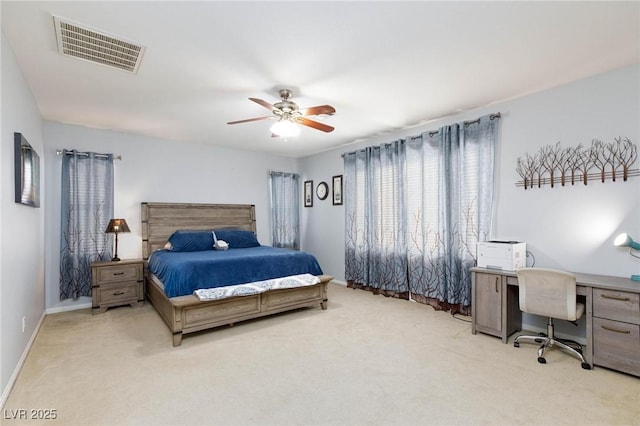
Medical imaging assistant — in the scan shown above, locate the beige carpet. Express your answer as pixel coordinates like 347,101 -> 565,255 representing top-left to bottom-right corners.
3,283 -> 639,426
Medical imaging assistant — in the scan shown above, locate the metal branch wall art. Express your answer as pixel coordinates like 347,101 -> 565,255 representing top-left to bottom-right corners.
515,137 -> 639,189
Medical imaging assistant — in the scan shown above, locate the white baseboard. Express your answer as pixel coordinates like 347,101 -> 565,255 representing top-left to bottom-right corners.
330,279 -> 347,286
46,302 -> 92,314
0,311 -> 46,409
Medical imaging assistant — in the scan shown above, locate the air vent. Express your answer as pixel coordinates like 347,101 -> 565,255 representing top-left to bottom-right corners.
53,15 -> 145,73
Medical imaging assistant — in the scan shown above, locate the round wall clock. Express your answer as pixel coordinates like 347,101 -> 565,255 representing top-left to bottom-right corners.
316,181 -> 329,200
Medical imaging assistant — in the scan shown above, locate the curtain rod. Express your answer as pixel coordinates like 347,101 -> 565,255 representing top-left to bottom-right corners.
464,112 -> 501,127
56,150 -> 122,160
341,112 -> 501,157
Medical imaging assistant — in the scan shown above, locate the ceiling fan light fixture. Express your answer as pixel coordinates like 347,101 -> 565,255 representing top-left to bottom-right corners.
270,119 -> 300,138
229,89 -> 335,135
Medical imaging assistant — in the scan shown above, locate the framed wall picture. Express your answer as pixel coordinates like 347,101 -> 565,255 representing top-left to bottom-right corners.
304,180 -> 313,207
14,132 -> 40,208
332,175 -> 343,205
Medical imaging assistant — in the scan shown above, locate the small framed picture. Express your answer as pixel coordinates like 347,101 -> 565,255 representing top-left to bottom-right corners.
332,175 -> 343,205
304,180 -> 313,207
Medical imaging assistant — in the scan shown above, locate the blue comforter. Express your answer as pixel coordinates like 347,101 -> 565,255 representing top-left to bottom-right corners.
147,246 -> 324,297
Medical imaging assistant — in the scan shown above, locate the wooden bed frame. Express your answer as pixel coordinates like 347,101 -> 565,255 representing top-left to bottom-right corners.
141,202 -> 331,346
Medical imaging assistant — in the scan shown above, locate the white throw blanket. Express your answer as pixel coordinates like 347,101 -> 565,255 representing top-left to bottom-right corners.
193,273 -> 321,301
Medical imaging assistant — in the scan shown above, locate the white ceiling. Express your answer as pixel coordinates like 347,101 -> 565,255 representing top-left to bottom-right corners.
2,1 -> 639,158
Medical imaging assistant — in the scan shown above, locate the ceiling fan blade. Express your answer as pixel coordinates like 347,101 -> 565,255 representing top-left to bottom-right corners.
296,117 -> 335,133
227,116 -> 271,125
300,105 -> 336,116
249,97 -> 278,112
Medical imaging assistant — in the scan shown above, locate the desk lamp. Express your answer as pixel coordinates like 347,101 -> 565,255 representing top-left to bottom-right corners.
105,218 -> 130,261
613,233 -> 640,281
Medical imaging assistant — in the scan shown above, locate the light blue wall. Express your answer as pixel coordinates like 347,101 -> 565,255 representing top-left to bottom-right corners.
42,123 -> 300,312
298,150 -> 345,281
1,33 -> 46,403
301,64 -> 640,284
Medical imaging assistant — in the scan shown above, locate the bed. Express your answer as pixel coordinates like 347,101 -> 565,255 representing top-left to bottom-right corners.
141,202 -> 332,346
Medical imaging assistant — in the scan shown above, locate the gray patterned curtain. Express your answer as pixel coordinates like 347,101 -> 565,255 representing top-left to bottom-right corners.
343,141 -> 409,298
344,114 -> 499,313
60,150 -> 114,300
269,171 -> 300,249
406,115 -> 498,314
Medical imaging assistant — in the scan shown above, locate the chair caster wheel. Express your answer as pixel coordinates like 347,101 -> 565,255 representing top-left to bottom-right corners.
537,357 -> 546,364
581,362 -> 591,370
514,342 -> 520,348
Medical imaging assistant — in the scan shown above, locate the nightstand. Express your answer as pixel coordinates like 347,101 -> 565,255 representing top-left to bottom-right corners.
91,259 -> 144,314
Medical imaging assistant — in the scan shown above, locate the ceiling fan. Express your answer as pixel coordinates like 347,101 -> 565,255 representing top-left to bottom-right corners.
227,89 -> 336,137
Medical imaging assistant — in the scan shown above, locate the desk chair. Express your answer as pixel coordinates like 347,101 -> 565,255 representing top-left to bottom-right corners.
514,268 -> 591,369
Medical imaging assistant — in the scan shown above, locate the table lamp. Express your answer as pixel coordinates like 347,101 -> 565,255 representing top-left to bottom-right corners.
105,218 -> 130,261
613,233 -> 640,281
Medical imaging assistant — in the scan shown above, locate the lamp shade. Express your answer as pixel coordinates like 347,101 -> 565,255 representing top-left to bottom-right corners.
614,233 -> 640,282
614,233 -> 640,251
105,218 -> 130,234
105,218 -> 130,261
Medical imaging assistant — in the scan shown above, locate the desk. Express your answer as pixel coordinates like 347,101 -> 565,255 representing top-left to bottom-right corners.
471,267 -> 640,376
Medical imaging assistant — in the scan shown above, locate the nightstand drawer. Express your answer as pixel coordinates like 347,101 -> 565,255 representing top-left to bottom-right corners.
593,317 -> 640,376
95,263 -> 143,284
593,289 -> 640,324
95,281 -> 142,306
91,259 -> 144,314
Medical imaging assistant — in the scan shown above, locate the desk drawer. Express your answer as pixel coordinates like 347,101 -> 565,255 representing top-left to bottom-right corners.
593,317 -> 640,376
593,289 -> 640,324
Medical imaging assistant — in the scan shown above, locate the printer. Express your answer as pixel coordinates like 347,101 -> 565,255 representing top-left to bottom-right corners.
476,241 -> 526,271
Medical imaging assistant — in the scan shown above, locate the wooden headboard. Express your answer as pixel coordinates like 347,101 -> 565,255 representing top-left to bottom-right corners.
141,202 -> 257,260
